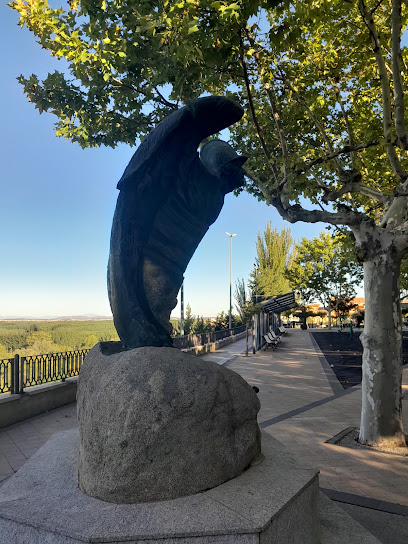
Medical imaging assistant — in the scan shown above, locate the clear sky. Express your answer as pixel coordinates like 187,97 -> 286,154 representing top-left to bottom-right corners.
1,3 -> 335,319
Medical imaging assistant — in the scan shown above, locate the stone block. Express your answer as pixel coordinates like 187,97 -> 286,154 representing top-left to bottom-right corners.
77,344 -> 261,503
0,430 -> 320,543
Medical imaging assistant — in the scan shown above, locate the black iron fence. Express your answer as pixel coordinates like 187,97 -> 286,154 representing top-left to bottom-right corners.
0,349 -> 90,395
0,326 -> 246,395
173,325 -> 246,350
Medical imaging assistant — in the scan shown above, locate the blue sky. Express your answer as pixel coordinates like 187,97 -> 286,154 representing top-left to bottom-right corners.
1,3 -> 333,319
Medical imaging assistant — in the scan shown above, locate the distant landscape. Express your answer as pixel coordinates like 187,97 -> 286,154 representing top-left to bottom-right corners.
0,319 -> 180,358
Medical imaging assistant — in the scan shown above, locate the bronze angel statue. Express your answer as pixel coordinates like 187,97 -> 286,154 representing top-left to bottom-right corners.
108,96 -> 247,349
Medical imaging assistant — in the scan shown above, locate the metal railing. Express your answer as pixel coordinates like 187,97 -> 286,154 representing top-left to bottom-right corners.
173,325 -> 246,350
0,349 -> 90,395
0,326 -> 246,394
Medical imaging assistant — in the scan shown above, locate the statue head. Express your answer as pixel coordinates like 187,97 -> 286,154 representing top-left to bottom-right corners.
200,139 -> 247,191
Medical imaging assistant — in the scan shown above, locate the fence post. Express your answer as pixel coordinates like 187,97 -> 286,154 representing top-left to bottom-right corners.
12,354 -> 20,395
61,353 -> 66,382
19,356 -> 25,395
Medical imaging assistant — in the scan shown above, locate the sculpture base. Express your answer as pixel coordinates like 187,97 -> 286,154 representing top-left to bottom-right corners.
0,430 -> 380,543
77,344 -> 261,503
0,430 -> 319,543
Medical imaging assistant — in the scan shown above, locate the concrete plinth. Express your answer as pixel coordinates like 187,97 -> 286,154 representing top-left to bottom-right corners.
0,430 -> 320,543
0,429 -> 381,543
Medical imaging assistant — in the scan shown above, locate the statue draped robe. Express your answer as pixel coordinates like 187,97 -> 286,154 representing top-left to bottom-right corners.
108,96 -> 247,349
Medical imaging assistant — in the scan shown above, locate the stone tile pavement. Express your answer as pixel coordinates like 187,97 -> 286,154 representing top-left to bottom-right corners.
0,402 -> 77,485
0,330 -> 407,541
225,330 -> 408,507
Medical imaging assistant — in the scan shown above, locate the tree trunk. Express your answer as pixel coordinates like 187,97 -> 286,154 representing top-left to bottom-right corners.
246,322 -> 249,356
359,254 -> 406,447
322,304 -> 332,328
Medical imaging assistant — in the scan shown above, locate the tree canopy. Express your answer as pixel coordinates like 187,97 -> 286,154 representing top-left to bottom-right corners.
10,0 -> 408,216
288,231 -> 362,327
250,223 -> 294,299
235,277 -> 258,322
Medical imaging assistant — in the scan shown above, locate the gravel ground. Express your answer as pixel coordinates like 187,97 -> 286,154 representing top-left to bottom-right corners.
310,330 -> 408,390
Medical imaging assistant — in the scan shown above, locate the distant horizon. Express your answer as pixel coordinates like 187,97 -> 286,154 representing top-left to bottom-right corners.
0,314 -> 194,321
0,293 -> 375,321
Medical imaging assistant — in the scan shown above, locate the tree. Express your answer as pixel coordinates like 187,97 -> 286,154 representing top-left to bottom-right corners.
213,311 -> 229,331
11,0 -> 408,447
191,315 -> 213,334
400,255 -> 408,299
355,311 -> 365,328
183,304 -> 195,336
235,278 -> 259,355
83,334 -> 98,348
21,331 -> 70,355
250,224 -> 294,300
316,310 -> 327,328
0,343 -> 9,359
332,296 -> 358,325
291,306 -> 318,329
288,232 -> 362,329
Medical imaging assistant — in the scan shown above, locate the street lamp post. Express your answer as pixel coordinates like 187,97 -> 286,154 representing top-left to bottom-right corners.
226,232 -> 236,330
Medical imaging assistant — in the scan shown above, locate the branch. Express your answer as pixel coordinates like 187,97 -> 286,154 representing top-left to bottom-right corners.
333,86 -> 356,166
111,77 -> 178,110
239,35 -> 279,183
371,0 -> 386,13
244,171 -> 274,202
271,198 -> 365,227
265,85 -> 289,179
311,194 -> 351,235
293,141 -> 379,176
154,87 -> 178,110
358,0 -> 408,180
277,69 -> 342,173
391,0 -> 408,148
394,184 -> 408,196
244,29 -> 289,178
322,180 -> 388,204
390,219 -> 408,253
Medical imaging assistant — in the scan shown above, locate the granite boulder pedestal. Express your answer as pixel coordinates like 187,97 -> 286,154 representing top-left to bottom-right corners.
77,342 -> 262,503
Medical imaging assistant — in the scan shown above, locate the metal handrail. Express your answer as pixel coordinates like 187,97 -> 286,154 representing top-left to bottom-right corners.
0,326 -> 246,394
173,325 -> 246,350
0,349 -> 90,395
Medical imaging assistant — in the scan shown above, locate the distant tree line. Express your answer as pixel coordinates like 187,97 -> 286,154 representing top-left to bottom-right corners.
0,315 -> 243,358
0,321 -> 119,358
171,305 -> 243,337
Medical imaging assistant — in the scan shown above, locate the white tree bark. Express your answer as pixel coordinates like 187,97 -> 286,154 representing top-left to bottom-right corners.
326,307 -> 332,329
359,254 -> 406,447
246,322 -> 249,356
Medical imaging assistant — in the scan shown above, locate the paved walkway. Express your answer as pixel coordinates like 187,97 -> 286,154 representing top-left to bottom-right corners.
0,331 -> 407,541
226,331 -> 408,506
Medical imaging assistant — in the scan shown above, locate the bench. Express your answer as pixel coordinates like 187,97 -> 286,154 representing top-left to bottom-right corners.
263,334 -> 279,350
